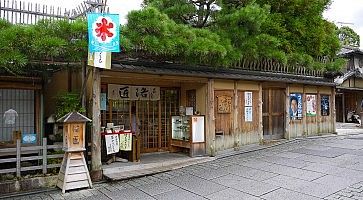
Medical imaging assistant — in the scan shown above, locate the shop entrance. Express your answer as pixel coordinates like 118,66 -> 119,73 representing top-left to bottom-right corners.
101,87 -> 180,153
262,88 -> 285,140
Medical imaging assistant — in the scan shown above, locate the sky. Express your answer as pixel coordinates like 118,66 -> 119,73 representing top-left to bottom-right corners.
18,0 -> 363,48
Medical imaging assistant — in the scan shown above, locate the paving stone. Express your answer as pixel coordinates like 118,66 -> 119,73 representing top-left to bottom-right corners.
262,175 -> 315,190
138,181 -> 178,196
153,188 -> 206,200
204,188 -> 261,200
190,168 -> 229,180
227,177 -> 280,197
166,175 -> 227,196
292,183 -> 344,198
226,165 -> 278,181
260,188 -> 320,200
102,187 -> 154,200
313,175 -> 360,189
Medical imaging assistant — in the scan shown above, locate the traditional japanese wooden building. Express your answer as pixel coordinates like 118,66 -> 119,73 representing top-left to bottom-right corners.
335,46 -> 363,123
85,59 -> 336,157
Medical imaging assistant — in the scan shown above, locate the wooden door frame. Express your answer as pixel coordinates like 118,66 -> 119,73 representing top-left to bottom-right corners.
262,87 -> 285,140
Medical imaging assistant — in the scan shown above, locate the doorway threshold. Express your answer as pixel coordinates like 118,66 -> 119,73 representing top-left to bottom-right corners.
102,152 -> 213,181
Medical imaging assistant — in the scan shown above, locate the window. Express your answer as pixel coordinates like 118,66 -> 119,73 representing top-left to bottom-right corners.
0,89 -> 35,142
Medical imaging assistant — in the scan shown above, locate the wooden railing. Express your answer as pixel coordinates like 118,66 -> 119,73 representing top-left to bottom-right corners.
0,138 -> 63,177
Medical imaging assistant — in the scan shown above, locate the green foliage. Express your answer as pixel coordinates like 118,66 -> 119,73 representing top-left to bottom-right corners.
337,26 -> 360,47
125,7 -> 232,66
0,19 -> 87,75
55,92 -> 85,119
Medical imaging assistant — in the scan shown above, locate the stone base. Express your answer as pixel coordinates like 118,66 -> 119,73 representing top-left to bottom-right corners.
0,175 -> 58,195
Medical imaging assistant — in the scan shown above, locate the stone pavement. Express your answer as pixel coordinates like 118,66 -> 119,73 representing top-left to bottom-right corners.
3,133 -> 363,200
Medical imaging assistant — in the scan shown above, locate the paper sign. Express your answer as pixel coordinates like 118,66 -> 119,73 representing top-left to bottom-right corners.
321,95 -> 330,116
120,132 -> 132,151
87,52 -> 111,69
100,93 -> 107,111
245,91 -> 253,106
245,107 -> 253,122
105,134 -> 119,155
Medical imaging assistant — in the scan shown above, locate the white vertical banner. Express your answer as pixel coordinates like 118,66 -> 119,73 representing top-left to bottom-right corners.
245,91 -> 253,106
245,107 -> 253,122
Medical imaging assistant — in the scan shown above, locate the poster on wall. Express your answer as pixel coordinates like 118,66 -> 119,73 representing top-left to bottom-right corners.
100,93 -> 107,111
245,91 -> 253,106
245,107 -> 253,122
306,94 -> 317,116
105,134 -> 120,155
321,95 -> 330,116
290,93 -> 302,120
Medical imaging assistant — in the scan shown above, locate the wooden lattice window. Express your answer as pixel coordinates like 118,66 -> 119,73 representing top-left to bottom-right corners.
186,89 -> 196,112
0,89 -> 35,142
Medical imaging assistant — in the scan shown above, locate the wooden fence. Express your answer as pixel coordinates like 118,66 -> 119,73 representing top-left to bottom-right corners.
0,0 -> 107,24
234,58 -> 325,77
0,138 -> 63,177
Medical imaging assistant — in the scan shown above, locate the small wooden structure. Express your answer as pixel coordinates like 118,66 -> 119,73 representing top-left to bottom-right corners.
56,112 -> 92,193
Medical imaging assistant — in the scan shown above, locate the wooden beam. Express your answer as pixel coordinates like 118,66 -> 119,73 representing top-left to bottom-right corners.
258,83 -> 263,143
233,81 -> 238,148
285,85 -> 290,140
91,67 -> 102,181
302,85 -> 307,137
206,79 -> 215,156
332,87 -> 336,133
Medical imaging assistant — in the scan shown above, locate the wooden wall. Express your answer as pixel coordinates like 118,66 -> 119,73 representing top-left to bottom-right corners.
289,85 -> 334,138
213,80 -> 261,151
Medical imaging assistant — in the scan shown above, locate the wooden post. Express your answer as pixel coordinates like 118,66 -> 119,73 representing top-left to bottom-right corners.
206,79 -> 215,156
233,81 -> 239,149
258,83 -> 263,143
285,85 -> 290,140
342,92 -> 345,123
16,139 -> 21,177
42,138 -> 47,174
317,87 -> 321,135
332,87 -> 336,133
302,86 -> 307,137
91,67 -> 102,180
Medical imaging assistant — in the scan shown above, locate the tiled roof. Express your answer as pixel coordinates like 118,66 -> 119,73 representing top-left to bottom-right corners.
57,112 -> 91,123
111,61 -> 335,86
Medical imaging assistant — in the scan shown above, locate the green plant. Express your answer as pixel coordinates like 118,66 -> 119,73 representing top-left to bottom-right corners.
55,92 -> 85,119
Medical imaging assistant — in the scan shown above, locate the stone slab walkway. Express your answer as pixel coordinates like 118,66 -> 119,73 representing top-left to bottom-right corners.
3,132 -> 363,200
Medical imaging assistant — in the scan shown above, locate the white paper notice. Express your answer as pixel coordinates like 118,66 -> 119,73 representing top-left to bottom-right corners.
245,107 -> 253,122
105,134 -> 120,155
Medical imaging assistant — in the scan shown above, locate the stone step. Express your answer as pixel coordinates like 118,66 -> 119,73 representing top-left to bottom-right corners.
103,156 -> 214,181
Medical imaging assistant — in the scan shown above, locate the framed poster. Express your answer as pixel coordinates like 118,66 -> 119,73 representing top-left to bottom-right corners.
290,93 -> 302,120
306,94 -> 317,116
321,95 -> 330,116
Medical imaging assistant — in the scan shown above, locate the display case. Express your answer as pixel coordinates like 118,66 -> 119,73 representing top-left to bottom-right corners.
171,116 -> 190,141
171,115 -> 205,157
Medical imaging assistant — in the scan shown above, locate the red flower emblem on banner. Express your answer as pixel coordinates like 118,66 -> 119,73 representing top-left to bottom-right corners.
95,18 -> 114,41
